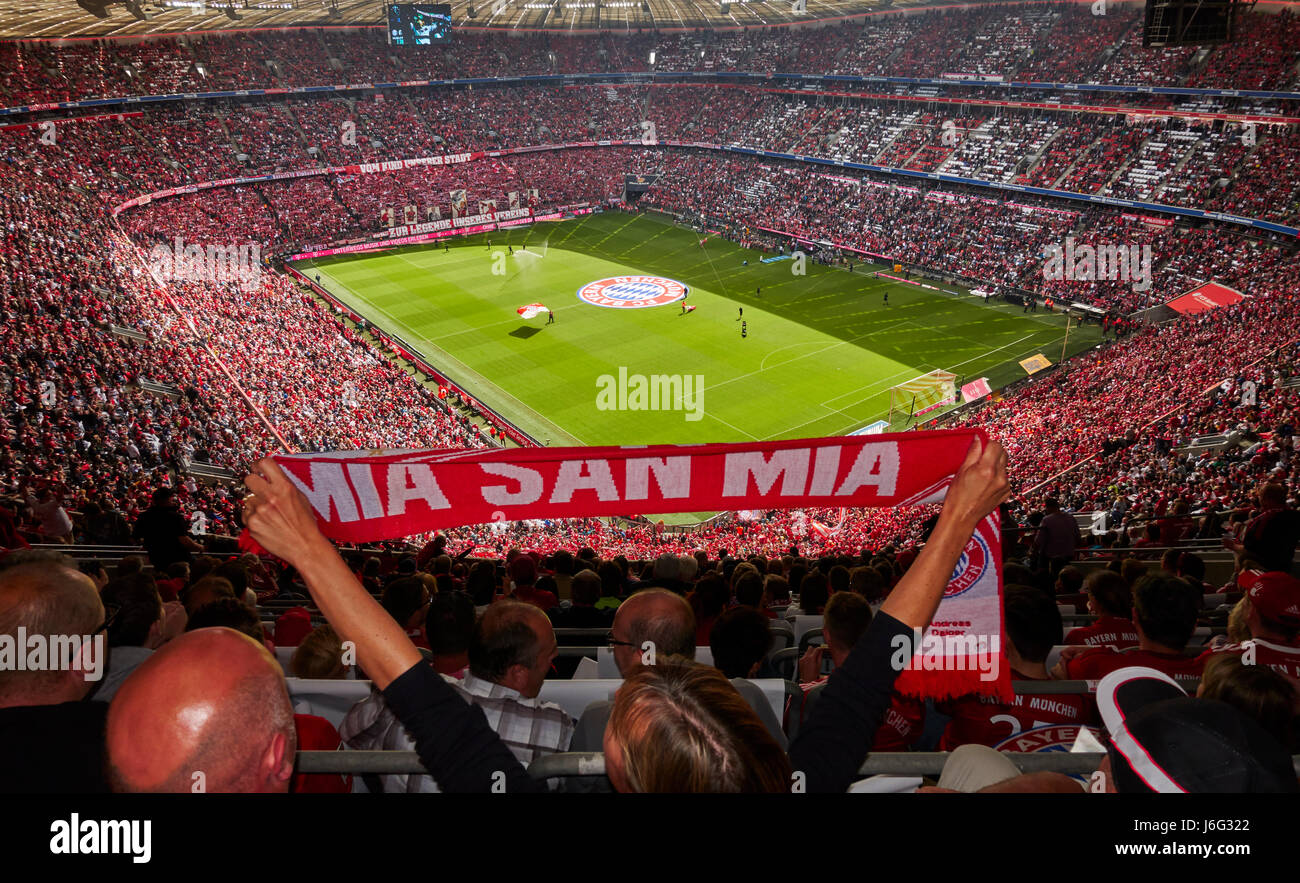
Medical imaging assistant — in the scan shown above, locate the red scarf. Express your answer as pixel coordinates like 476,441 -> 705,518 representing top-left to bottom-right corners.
256,429 -> 1010,699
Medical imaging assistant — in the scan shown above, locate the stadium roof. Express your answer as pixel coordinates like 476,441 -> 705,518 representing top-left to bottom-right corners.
0,0 -> 944,39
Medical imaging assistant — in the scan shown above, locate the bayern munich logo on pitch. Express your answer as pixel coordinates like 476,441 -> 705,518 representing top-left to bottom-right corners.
945,530 -> 992,598
577,276 -> 688,309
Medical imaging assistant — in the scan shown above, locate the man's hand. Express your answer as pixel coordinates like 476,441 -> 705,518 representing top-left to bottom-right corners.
243,458 -> 332,569
798,645 -> 825,684
1049,644 -> 1088,679
879,435 -> 1011,630
941,436 -> 1010,533
244,457 -> 421,690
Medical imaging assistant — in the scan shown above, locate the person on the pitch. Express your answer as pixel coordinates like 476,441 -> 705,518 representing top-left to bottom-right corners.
737,307 -> 743,320
508,245 -> 514,255
741,321 -> 747,339
756,287 -> 761,298
547,309 -> 555,325
884,292 -> 889,306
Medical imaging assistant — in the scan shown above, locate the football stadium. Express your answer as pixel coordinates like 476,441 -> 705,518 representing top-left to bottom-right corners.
1,0 -> 1298,836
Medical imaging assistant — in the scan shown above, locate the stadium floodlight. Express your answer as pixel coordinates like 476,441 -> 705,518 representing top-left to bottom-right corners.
76,0 -> 112,17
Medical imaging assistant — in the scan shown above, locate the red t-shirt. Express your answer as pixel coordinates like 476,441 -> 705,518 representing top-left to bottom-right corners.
872,694 -> 926,751
1196,639 -> 1300,680
514,586 -> 558,611
1065,615 -> 1139,649
1063,647 -> 1205,681
938,670 -> 1095,749
696,615 -> 719,648
290,714 -> 352,794
792,681 -> 923,751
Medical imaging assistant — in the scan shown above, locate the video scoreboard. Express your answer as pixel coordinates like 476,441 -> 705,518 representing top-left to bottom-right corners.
387,4 -> 453,45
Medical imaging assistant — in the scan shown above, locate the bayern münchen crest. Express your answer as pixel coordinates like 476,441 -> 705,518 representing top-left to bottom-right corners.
945,529 -> 992,598
577,276 -> 688,309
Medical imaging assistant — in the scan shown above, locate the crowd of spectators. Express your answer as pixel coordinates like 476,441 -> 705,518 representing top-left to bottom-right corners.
1,13 -> 1297,570
7,427 -> 1297,793
26,87 -> 1290,237
1,5 -> 1299,110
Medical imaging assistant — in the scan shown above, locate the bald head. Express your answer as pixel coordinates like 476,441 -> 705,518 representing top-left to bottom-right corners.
611,590 -> 696,677
0,562 -> 103,707
107,627 -> 296,793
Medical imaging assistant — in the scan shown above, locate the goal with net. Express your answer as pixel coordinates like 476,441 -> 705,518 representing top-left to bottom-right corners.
887,370 -> 958,423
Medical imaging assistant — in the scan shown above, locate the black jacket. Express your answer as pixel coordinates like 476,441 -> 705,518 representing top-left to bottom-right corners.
382,610 -> 914,793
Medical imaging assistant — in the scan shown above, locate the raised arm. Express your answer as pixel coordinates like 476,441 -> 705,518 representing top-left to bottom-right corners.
242,457 -> 540,793
790,436 -> 1009,793
243,457 -> 420,688
880,436 -> 1010,628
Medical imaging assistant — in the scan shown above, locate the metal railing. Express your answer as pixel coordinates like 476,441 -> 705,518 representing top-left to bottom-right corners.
295,750 -> 1300,778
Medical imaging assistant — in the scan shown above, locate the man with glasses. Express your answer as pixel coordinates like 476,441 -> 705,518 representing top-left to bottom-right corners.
91,575 -> 166,703
571,589 -> 787,756
0,560 -> 109,792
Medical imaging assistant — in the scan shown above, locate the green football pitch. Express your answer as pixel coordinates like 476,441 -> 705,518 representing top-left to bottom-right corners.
293,211 -> 1100,447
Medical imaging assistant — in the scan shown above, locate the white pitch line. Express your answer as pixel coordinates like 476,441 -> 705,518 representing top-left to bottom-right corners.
708,317 -> 916,395
702,408 -> 761,441
817,363 -> 926,410
940,332 -> 1043,373
758,339 -> 827,371
780,330 -> 1059,440
315,267 -> 580,445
